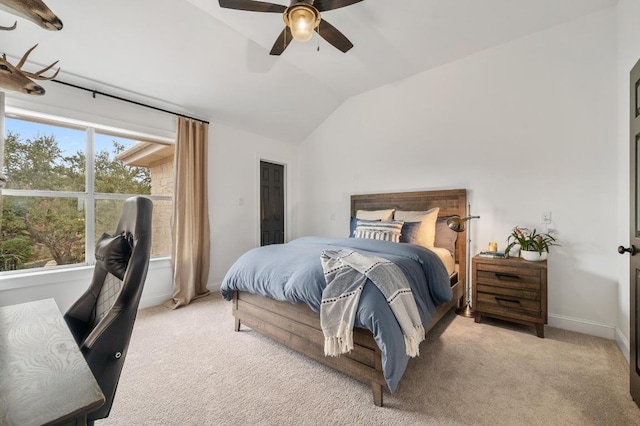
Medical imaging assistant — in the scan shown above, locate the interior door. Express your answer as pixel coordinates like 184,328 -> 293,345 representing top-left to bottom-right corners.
629,58 -> 640,408
260,161 -> 285,246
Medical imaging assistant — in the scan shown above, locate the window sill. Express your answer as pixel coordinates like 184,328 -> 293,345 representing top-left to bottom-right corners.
0,256 -> 171,292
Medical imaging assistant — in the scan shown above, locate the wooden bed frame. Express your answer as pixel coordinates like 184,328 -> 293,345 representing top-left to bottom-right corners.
231,189 -> 467,406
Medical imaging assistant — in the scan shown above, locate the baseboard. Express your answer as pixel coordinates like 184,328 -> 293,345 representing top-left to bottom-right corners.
139,292 -> 173,309
550,315 -> 630,364
616,327 -> 631,364
137,282 -> 221,310
208,281 -> 222,293
548,313 -> 616,340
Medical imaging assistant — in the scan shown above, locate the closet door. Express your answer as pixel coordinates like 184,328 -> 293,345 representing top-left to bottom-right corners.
628,57 -> 640,409
260,161 -> 285,246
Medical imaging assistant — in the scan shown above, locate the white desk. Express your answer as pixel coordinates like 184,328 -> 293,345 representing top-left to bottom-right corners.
0,298 -> 105,426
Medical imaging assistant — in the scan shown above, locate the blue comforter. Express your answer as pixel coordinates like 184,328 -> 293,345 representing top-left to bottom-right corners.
220,236 -> 452,392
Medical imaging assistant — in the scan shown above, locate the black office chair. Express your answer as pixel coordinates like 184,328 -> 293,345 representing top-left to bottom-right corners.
64,196 -> 153,423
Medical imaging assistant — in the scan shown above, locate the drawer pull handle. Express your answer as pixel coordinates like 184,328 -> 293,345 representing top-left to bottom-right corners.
495,273 -> 521,280
495,297 -> 521,306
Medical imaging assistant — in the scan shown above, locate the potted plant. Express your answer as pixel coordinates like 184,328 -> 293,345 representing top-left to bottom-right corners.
505,226 -> 559,261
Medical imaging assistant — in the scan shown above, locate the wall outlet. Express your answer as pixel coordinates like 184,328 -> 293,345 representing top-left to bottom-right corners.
541,211 -> 552,224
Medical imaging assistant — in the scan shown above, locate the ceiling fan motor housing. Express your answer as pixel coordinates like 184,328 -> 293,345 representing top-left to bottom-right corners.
284,1 -> 321,42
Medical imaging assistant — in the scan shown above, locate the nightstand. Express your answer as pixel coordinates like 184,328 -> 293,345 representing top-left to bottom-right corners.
472,255 -> 547,337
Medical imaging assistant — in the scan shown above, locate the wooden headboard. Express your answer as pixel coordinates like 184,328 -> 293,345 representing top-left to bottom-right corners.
350,189 -> 467,285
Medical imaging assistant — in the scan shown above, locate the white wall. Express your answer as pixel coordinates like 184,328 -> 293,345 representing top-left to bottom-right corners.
616,0 -> 640,361
208,123 -> 298,289
298,9 -> 619,340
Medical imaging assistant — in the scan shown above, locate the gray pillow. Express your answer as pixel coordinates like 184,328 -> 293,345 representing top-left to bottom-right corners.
435,218 -> 458,257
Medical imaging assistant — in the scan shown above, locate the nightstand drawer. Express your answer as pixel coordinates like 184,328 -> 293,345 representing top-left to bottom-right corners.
476,268 -> 541,291
476,292 -> 542,320
476,284 -> 540,301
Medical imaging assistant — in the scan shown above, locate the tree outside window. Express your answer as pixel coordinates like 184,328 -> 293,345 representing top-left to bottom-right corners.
1,116 -> 172,272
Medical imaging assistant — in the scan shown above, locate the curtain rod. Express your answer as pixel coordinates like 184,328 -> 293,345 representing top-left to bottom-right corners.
52,79 -> 210,125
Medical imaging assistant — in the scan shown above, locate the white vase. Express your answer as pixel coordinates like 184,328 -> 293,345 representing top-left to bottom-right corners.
520,250 -> 547,262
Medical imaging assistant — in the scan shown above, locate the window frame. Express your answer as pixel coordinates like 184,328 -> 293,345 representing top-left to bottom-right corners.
1,108 -> 174,273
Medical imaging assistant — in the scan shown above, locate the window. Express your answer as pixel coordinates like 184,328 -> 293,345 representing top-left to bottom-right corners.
1,113 -> 173,272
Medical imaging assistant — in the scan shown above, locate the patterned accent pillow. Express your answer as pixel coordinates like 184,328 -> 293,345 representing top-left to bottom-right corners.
354,220 -> 404,243
350,218 -> 380,237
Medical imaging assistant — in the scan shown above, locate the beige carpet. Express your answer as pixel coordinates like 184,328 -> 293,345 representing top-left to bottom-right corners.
101,294 -> 640,426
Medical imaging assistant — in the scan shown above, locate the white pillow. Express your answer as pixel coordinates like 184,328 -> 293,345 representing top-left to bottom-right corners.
356,209 -> 395,221
394,208 -> 440,247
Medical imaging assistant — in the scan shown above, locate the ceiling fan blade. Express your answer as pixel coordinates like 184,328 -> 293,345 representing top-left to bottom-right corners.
315,19 -> 353,53
313,0 -> 363,12
218,0 -> 286,13
270,27 -> 293,55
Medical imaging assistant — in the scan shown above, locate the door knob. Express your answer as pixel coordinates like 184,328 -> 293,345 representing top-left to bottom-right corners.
618,245 -> 637,255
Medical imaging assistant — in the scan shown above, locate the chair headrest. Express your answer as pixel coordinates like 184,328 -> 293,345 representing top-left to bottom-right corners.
95,232 -> 134,280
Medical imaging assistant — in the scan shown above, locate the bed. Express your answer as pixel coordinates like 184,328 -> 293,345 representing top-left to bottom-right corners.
220,189 -> 467,406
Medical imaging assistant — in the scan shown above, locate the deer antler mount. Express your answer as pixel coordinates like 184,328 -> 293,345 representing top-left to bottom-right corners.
0,44 -> 60,96
0,20 -> 16,30
0,0 -> 62,30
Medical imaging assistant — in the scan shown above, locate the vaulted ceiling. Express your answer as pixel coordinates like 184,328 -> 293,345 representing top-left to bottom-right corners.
1,0 -> 617,143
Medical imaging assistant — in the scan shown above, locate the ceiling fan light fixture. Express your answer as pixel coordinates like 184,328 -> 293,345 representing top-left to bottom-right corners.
284,4 -> 321,43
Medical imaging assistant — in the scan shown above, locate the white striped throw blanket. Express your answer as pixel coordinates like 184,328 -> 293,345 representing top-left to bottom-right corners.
320,249 -> 425,358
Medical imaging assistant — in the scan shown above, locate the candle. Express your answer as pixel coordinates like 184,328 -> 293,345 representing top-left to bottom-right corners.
488,242 -> 498,252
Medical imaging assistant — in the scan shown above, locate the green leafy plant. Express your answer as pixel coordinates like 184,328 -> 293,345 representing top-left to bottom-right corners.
0,237 -> 32,271
505,226 -> 559,256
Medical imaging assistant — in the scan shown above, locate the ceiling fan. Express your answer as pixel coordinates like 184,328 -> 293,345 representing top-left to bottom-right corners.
218,0 -> 363,55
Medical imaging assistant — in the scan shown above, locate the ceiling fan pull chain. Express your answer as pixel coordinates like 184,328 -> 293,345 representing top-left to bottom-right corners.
317,28 -> 320,52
